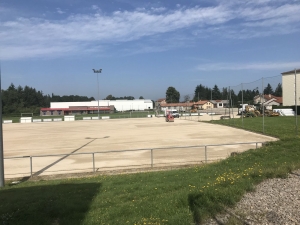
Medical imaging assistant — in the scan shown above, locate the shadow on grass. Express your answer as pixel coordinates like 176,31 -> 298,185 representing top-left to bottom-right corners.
188,192 -> 223,225
0,182 -> 101,225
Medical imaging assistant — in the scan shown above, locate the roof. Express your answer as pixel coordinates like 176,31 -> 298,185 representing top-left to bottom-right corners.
160,102 -> 195,107
281,69 -> 300,75
265,98 -> 282,105
156,98 -> 166,102
194,100 -> 210,105
210,100 -> 229,104
263,95 -> 282,104
254,94 -> 282,104
41,107 -> 111,111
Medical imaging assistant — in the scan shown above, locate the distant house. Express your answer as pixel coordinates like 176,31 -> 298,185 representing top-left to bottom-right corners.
194,100 -> 214,110
155,98 -> 166,109
160,102 -> 195,112
210,100 -> 229,108
253,94 -> 282,107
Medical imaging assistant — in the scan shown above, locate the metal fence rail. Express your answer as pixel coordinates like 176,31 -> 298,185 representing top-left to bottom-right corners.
4,142 -> 264,178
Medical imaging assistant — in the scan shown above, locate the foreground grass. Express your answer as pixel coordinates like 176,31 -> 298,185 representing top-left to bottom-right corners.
1,117 -> 299,225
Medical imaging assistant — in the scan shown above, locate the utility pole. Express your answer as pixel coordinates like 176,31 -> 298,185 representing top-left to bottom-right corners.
0,63 -> 4,187
92,69 -> 102,119
295,69 -> 298,136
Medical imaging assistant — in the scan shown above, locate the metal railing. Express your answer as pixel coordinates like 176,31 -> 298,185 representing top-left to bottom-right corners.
4,142 -> 264,178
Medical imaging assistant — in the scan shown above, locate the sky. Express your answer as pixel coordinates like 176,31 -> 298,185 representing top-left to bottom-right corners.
0,0 -> 299,101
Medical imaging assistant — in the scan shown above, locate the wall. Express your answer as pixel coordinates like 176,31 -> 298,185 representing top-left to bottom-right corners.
50,100 -> 153,111
282,72 -> 300,106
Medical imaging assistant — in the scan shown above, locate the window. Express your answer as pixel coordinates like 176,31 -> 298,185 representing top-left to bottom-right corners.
219,103 -> 222,107
43,111 -> 46,115
58,111 -> 61,115
51,111 -> 53,115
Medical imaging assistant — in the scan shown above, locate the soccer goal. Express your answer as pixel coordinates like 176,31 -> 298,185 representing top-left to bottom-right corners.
21,113 -> 34,117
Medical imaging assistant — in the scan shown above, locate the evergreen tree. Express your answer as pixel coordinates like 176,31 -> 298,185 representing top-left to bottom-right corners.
1,83 -> 94,115
193,84 -> 211,101
264,83 -> 274,95
274,83 -> 282,97
212,85 -> 221,100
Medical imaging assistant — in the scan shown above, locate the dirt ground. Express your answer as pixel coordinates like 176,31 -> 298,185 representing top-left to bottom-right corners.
3,117 -> 277,179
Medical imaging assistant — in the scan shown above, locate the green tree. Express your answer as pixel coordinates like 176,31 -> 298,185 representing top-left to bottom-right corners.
221,87 -> 229,100
105,94 -> 116,100
274,83 -> 282,97
1,83 -> 94,115
229,89 -> 238,107
264,83 -> 274,95
166,87 -> 180,103
212,85 -> 221,100
183,95 -> 190,102
139,96 -> 144,99
193,84 -> 211,101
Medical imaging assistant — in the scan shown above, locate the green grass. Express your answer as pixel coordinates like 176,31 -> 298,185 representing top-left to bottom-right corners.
213,116 -> 299,139
1,117 -> 300,224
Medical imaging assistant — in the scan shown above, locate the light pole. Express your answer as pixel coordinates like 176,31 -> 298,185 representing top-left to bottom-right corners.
92,69 -> 102,119
0,64 -> 4,187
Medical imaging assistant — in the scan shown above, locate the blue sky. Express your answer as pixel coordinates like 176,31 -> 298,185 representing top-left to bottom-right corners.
0,0 -> 299,101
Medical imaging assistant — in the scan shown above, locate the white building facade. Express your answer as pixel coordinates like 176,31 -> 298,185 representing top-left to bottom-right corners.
50,99 -> 153,111
281,69 -> 300,106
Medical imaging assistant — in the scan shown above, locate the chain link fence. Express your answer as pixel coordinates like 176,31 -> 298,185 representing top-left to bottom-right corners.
4,142 -> 264,178
181,72 -> 299,136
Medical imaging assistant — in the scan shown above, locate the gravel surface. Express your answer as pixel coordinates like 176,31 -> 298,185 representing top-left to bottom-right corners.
203,169 -> 300,225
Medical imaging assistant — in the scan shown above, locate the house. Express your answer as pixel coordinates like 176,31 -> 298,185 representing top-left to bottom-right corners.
155,98 -> 166,109
210,100 -> 229,108
281,69 -> 300,106
159,102 -> 195,112
253,94 -> 282,107
194,100 -> 214,110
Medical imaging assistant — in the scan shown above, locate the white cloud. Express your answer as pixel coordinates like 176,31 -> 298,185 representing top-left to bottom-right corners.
56,8 -> 65,14
150,7 -> 166,12
92,5 -> 99,10
0,1 -> 299,60
196,62 -> 300,71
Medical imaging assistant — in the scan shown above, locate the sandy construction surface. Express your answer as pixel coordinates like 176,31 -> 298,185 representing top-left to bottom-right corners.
3,117 -> 277,178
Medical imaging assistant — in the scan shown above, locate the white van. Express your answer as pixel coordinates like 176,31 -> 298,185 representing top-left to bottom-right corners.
165,109 -> 180,118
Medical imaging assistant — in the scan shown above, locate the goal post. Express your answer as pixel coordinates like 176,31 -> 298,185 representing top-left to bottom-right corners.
21,113 -> 33,117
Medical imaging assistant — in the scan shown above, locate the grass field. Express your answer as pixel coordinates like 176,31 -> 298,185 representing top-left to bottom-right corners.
0,116 -> 299,225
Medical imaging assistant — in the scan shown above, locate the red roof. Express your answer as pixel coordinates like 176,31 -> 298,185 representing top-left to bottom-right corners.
41,107 -> 111,111
160,102 -> 195,107
194,100 -> 210,105
156,98 -> 166,102
264,95 -> 282,104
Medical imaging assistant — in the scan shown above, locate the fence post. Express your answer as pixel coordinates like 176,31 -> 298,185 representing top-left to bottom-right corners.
30,156 -> 33,177
256,142 -> 258,149
92,153 -> 95,172
205,146 -> 207,163
151,149 -> 153,168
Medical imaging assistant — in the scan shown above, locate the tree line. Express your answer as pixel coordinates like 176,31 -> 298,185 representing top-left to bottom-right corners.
105,95 -> 145,100
166,83 -> 282,105
1,84 -> 94,115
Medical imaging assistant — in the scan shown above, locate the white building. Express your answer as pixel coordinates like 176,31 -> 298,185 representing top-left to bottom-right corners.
281,69 -> 300,106
50,99 -> 153,111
